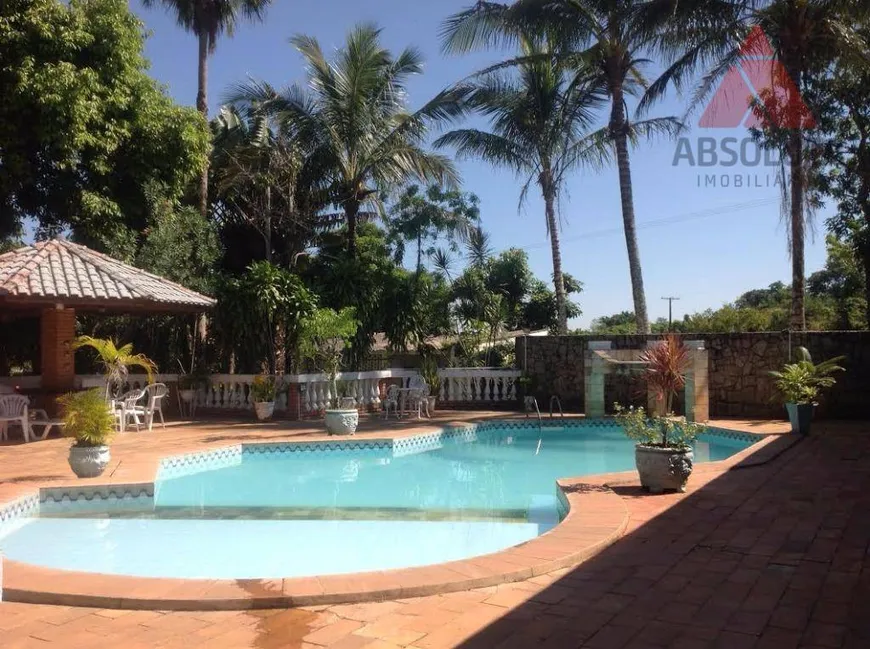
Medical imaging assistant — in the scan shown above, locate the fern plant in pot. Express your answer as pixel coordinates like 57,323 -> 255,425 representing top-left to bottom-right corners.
250,374 -> 277,421
770,347 -> 845,435
615,336 -> 705,493
58,389 -> 116,478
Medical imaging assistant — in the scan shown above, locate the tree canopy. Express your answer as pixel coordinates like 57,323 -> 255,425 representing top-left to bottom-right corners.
0,0 -> 209,245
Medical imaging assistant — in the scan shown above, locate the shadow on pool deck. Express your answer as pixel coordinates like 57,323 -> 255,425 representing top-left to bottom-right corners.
443,421 -> 870,649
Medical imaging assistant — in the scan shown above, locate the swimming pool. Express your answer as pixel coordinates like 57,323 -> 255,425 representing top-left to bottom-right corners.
0,420 -> 757,579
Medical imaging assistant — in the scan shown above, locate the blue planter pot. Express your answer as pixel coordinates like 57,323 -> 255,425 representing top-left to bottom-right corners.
786,403 -> 814,435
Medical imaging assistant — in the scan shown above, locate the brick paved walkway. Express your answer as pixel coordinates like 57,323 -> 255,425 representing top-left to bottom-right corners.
2,421 -> 868,648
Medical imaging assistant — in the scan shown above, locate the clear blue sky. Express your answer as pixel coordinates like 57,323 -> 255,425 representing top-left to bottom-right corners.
130,0 -> 828,328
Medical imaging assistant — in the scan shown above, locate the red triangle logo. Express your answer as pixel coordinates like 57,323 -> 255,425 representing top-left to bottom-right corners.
701,27 -> 814,129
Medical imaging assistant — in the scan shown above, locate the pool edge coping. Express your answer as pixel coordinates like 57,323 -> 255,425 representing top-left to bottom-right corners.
0,420 -> 789,610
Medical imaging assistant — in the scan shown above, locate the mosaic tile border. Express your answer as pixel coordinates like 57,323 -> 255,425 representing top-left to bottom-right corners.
40,484 -> 154,504
704,427 -> 765,444
157,444 -> 243,480
0,493 -> 39,524
243,440 -> 392,456
555,487 -> 570,520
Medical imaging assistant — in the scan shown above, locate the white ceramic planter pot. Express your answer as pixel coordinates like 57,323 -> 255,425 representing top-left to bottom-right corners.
634,445 -> 694,493
68,445 -> 111,478
427,396 -> 437,413
179,389 -> 196,403
325,409 -> 359,435
254,401 -> 275,421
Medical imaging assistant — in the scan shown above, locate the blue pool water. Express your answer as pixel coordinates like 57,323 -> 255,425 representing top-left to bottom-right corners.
0,422 -> 755,579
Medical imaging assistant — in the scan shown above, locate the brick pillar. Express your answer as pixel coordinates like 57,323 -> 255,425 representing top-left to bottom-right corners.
41,306 -> 76,392
287,381 -> 302,420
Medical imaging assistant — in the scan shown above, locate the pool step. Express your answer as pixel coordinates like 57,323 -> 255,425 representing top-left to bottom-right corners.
37,505 -> 534,523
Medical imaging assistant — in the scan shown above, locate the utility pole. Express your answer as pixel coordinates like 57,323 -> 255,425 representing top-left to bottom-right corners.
661,296 -> 680,331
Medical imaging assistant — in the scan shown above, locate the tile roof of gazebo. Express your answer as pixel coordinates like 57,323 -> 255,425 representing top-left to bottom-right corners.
0,239 -> 215,312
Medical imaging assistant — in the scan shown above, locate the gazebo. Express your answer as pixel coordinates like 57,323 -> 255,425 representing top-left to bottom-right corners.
0,238 -> 215,394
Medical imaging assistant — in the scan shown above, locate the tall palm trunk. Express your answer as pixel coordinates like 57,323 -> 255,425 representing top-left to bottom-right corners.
197,31 -> 210,220
782,57 -> 806,331
345,198 -> 359,256
541,169 -> 568,334
610,84 -> 649,333
416,232 -> 424,274
788,128 -> 806,331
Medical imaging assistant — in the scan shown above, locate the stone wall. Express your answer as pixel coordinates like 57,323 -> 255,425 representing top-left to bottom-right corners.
516,332 -> 870,419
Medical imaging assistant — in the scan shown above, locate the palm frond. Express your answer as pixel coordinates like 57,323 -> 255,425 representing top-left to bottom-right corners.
435,128 -> 528,171
440,2 -> 516,54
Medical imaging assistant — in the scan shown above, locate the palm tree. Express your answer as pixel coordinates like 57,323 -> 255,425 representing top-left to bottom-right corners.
231,24 -> 464,257
141,0 -> 272,220
436,34 -> 609,334
210,103 -> 330,264
647,0 -> 868,330
465,226 -> 495,270
443,0 -> 682,334
71,336 -> 158,399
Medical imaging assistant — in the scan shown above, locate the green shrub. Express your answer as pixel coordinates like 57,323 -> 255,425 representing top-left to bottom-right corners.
613,404 -> 704,450
419,356 -> 441,395
250,374 -> 277,402
58,389 -> 116,448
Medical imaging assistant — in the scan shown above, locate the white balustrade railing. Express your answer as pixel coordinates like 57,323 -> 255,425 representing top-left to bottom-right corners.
0,367 -> 522,412
0,375 -> 42,390
76,374 -> 179,392
437,368 -> 521,404
190,369 -> 420,414
0,375 -> 178,392
295,370 -> 418,414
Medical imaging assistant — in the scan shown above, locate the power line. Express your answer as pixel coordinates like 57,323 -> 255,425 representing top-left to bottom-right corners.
512,197 -> 779,253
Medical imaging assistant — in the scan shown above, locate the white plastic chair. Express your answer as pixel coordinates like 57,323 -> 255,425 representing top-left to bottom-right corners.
126,383 -> 167,431
0,395 -> 29,442
111,388 -> 145,433
383,384 -> 400,419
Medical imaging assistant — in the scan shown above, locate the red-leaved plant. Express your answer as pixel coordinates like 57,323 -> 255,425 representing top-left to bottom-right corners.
640,335 -> 690,415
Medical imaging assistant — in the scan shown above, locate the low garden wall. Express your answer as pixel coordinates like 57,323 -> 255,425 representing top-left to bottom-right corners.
516,332 -> 870,419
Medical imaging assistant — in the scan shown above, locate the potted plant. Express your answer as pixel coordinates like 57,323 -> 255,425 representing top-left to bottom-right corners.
419,357 -> 441,413
71,336 -> 157,399
298,307 -> 360,435
614,335 -> 704,493
770,346 -> 845,435
250,374 -> 277,421
177,362 -> 209,405
614,404 -> 704,493
58,388 -> 116,478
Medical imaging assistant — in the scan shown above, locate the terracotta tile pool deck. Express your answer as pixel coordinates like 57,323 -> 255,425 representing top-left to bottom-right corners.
3,413 -> 869,648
